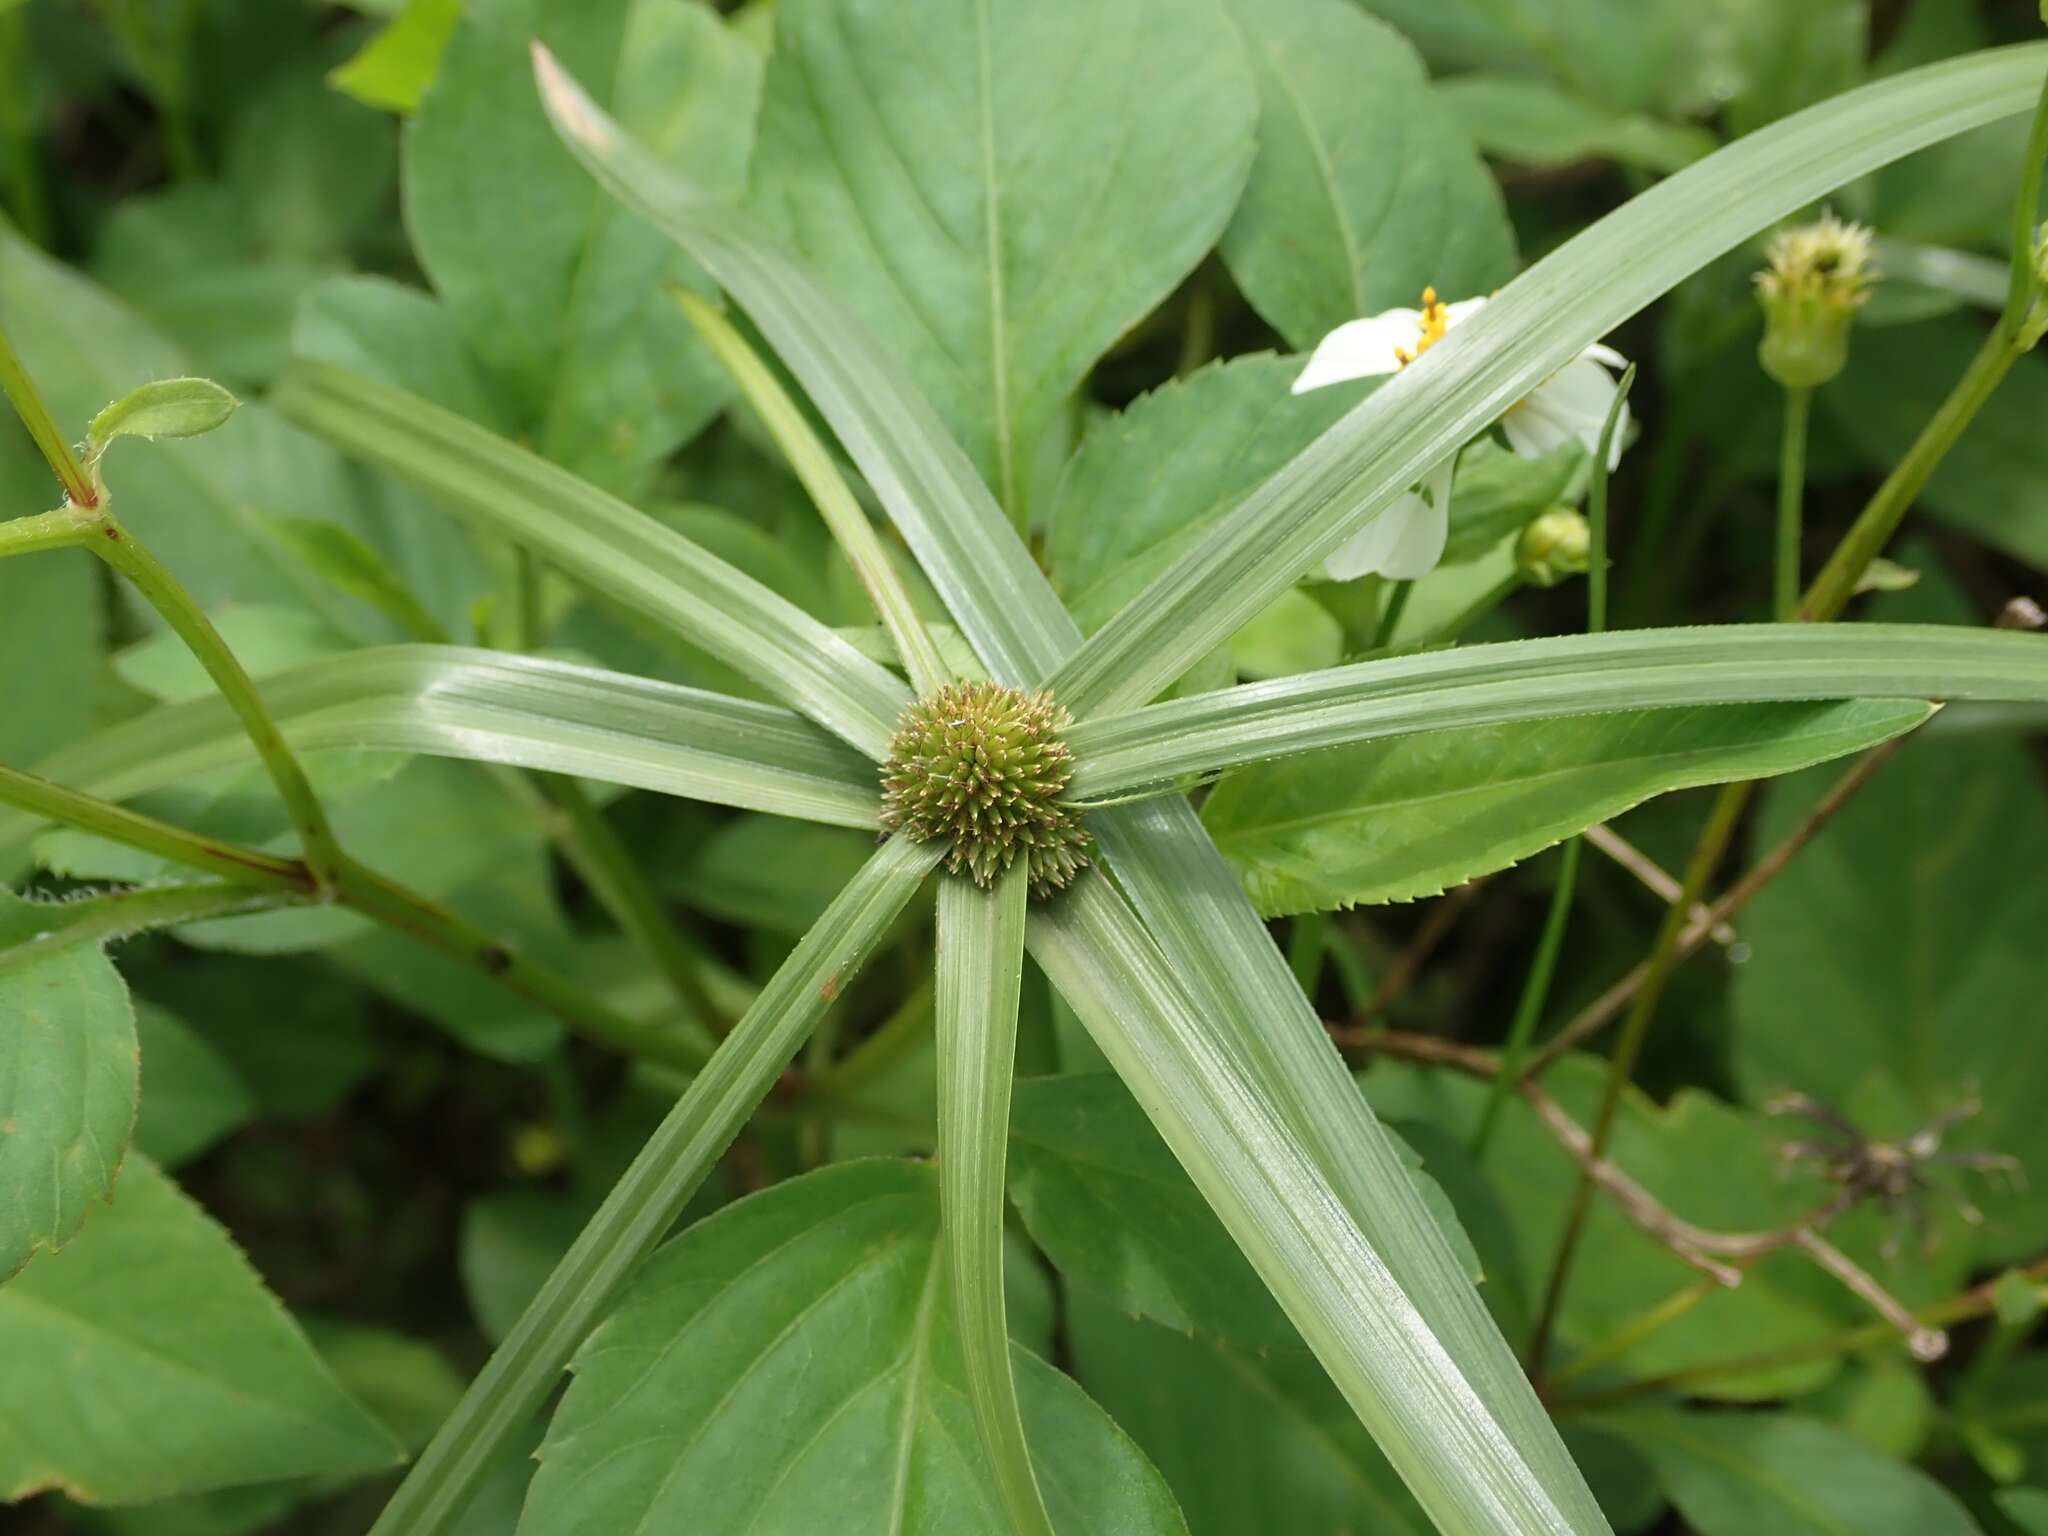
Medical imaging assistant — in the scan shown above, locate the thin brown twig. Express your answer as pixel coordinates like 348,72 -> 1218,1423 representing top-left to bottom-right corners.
1581,822 -> 1736,947
1350,1028 -> 1946,1359
1525,733 -> 1909,1077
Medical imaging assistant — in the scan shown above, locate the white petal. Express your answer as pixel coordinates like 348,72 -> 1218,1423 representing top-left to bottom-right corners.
1443,297 -> 1489,327
1292,311 -> 1422,393
1323,499 -> 1410,580
1501,403 -> 1578,462
1538,355 -> 1621,421
1583,341 -> 1628,369
1374,462 -> 1453,579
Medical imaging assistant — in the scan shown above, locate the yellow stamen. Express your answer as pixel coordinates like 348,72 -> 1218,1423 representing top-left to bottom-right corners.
1394,285 -> 1449,368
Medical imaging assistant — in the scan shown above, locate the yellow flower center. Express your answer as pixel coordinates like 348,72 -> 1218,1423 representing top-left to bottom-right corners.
1394,286 -> 1450,368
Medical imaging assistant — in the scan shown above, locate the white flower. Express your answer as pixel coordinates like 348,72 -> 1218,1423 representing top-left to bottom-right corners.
1293,287 -> 1634,582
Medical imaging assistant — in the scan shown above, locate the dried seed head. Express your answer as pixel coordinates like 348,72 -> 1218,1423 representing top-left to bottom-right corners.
1754,212 -> 1877,389
880,681 -> 1092,897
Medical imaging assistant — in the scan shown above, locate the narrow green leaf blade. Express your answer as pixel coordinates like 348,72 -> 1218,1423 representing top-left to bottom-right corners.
0,647 -> 880,847
271,361 -> 909,758
936,869 -> 1053,1536
0,1156 -> 400,1504
1051,42 -> 2048,715
532,42 -> 1076,688
0,889 -> 138,1278
1067,624 -> 2048,798
370,835 -> 942,1536
519,1160 -> 1188,1536
1200,701 -> 1929,915
1029,875 -> 1608,1536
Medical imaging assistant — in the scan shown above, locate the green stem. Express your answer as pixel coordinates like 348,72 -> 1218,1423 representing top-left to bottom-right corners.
90,515 -> 345,892
2003,66 -> 2048,330
1774,387 -> 1810,621
1544,1278 -> 1720,1392
0,318 -> 96,509
1474,839 -> 1581,1156
0,880 -> 292,971
1586,363 -> 1633,635
1371,580 -> 1414,650
1529,781 -> 1746,1377
1287,911 -> 1327,996
675,290 -> 949,694
0,506 -> 93,559
0,762 -> 314,892
332,857 -> 706,1072
1799,326 -> 2023,622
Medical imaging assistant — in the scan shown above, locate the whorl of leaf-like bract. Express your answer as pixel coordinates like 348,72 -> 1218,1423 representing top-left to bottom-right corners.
880,681 -> 1091,896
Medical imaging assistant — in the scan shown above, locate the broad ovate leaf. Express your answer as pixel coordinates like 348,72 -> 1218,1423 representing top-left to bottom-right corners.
522,1159 -> 1186,1535
1218,0 -> 1515,351
748,0 -> 1256,516
0,1156 -> 399,1504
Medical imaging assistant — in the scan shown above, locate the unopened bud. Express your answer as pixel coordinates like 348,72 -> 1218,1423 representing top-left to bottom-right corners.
1754,213 -> 1876,390
1516,507 -> 1591,588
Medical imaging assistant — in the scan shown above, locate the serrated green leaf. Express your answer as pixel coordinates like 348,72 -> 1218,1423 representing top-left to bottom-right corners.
86,376 -> 237,459
748,0 -> 1255,518
0,888 -> 137,1279
1217,0 -> 1515,351
1593,1410 -> 1979,1536
1200,700 -> 1929,915
522,1159 -> 1186,1536
0,1156 -> 400,1504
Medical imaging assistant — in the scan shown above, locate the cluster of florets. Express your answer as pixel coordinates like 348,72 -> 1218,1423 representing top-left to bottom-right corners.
879,681 -> 1092,897
1754,213 -> 1877,389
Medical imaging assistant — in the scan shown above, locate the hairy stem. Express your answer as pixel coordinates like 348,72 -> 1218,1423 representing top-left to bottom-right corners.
0,505 -> 93,559
0,318 -> 95,509
0,880 -> 296,971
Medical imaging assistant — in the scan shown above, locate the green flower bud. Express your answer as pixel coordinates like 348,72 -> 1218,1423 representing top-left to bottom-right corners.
880,681 -> 1092,896
1516,507 -> 1592,588
1754,213 -> 1876,390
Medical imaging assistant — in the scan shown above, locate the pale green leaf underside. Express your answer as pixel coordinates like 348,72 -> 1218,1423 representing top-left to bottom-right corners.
0,647 -> 879,856
1067,624 -> 2048,797
1202,700 -> 1929,915
523,1159 -> 1184,1536
0,890 -> 137,1279
1051,41 -> 2048,715
0,1156 -> 399,1505
271,360 -> 908,758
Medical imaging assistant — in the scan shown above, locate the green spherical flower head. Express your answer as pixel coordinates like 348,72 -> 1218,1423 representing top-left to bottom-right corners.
880,681 -> 1092,897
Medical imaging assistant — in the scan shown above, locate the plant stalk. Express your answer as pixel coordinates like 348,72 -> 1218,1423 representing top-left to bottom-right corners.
1774,386 -> 1810,620
0,318 -> 95,509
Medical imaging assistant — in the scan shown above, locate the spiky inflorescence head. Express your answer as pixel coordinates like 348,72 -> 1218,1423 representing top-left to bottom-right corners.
880,681 -> 1092,897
